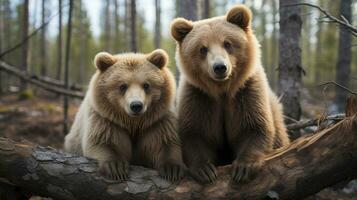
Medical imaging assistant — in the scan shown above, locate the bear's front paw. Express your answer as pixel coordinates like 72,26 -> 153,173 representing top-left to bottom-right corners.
99,160 -> 129,181
189,162 -> 217,184
231,159 -> 263,183
159,163 -> 184,182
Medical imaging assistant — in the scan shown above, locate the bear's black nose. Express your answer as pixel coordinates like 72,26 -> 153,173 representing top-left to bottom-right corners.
130,101 -> 143,113
213,63 -> 227,76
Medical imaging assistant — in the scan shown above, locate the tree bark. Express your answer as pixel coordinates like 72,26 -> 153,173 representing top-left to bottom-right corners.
56,0 -> 63,81
78,0 -> 85,85
124,0 -> 130,50
113,0 -> 120,52
0,1 -> 3,94
103,0 -> 111,51
335,0 -> 352,112
278,0 -> 303,139
177,0 -> 198,84
40,0 -> 47,77
270,0 -> 277,89
202,0 -> 210,19
20,0 -> 29,92
130,0 -> 137,52
154,0 -> 161,49
0,107 -> 356,199
63,0 -> 74,134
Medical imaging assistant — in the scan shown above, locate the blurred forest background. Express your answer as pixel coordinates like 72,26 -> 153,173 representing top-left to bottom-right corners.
0,0 -> 356,115
0,0 -> 357,199
0,0 -> 356,138
0,0 -> 356,103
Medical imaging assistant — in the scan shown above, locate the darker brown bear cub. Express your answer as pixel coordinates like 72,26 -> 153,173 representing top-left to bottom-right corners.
64,49 -> 184,182
171,5 -> 290,183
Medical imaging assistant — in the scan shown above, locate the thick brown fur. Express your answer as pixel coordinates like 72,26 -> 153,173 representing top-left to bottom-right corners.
171,5 -> 290,184
64,50 -> 184,181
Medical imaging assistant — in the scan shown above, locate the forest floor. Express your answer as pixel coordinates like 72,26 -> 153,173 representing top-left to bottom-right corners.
0,91 -> 356,200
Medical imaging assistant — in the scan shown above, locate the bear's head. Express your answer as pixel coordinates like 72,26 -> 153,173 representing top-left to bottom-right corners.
92,49 -> 174,119
171,5 -> 260,96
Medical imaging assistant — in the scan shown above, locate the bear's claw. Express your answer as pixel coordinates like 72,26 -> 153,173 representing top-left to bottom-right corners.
231,160 -> 262,183
190,162 -> 217,184
159,163 -> 184,182
99,160 -> 129,181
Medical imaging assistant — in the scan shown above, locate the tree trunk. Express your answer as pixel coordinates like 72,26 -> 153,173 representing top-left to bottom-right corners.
278,0 -> 303,139
0,1 -> 3,94
124,0 -> 130,50
177,0 -> 198,84
0,109 -> 356,199
113,0 -> 120,52
63,0 -> 74,134
335,0 -> 352,112
56,0 -> 63,81
130,0 -> 137,52
0,0 -> 11,92
203,0 -> 210,19
154,0 -> 161,49
40,0 -> 47,77
79,0 -> 85,85
20,0 -> 29,92
270,0 -> 278,89
103,0 -> 111,51
179,0 -> 198,21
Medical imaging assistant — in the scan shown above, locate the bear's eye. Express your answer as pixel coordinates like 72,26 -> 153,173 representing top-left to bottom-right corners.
223,41 -> 232,49
143,83 -> 150,92
119,84 -> 128,93
200,46 -> 208,56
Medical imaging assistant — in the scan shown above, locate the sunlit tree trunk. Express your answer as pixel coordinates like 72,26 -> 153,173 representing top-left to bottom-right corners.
335,0 -> 352,112
278,0 -> 303,139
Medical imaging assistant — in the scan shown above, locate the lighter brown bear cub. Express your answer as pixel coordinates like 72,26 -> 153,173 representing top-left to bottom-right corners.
64,49 -> 184,181
171,5 -> 290,184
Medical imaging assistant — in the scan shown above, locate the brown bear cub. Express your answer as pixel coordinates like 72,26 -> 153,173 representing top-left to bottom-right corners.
171,5 -> 290,184
64,49 -> 184,181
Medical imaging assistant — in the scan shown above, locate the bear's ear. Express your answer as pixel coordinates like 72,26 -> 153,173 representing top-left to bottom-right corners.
94,52 -> 117,72
226,5 -> 252,30
147,49 -> 168,69
170,18 -> 193,42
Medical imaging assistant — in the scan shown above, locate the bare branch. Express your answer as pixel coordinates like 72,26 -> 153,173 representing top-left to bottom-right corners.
319,81 -> 357,96
286,114 -> 345,130
284,3 -> 357,37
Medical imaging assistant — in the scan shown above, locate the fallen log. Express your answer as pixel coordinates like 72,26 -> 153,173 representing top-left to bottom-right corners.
0,111 -> 356,199
0,60 -> 84,99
